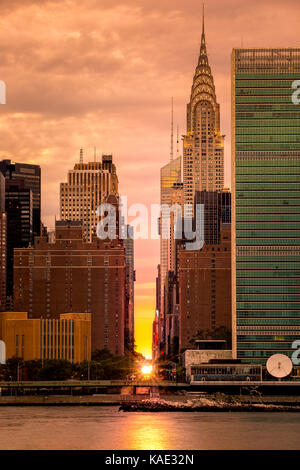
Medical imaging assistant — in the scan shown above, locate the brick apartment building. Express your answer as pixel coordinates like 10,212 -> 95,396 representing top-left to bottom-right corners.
13,220 -> 127,355
178,223 -> 231,351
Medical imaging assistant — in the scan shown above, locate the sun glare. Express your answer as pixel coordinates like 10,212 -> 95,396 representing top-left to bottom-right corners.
141,364 -> 153,375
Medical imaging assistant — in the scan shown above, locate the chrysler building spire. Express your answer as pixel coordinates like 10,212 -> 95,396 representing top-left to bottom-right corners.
182,10 -> 225,213
199,5 -> 208,67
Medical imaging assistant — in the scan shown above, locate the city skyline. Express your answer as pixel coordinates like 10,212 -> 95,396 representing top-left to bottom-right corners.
1,0 -> 300,357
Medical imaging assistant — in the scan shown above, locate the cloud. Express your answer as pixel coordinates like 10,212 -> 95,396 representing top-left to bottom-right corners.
1,0 -> 299,352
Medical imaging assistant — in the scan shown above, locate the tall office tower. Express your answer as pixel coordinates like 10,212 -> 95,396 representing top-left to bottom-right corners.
169,182 -> 184,272
178,223 -> 231,352
60,151 -> 119,242
183,15 -> 224,215
232,48 -> 300,364
124,225 -> 135,352
0,160 -> 41,239
154,264 -> 162,358
161,182 -> 184,358
13,220 -> 126,354
194,189 -> 231,245
0,212 -> 6,312
152,310 -> 160,361
159,156 -> 181,351
164,270 -> 179,358
0,172 -> 5,211
0,174 -> 6,311
5,178 -> 33,307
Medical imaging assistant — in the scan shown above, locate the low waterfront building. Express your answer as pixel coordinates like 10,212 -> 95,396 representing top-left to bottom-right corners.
182,340 -> 232,381
190,361 -> 262,383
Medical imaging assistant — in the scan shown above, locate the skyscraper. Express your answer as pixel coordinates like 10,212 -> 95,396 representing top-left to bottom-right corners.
194,189 -> 231,245
169,182 -> 184,273
178,223 -> 231,351
183,13 -> 224,215
5,178 -> 33,307
232,48 -> 300,364
0,174 -> 6,311
124,225 -> 135,352
60,151 -> 119,242
0,160 -> 41,239
0,160 -> 40,308
159,156 -> 181,350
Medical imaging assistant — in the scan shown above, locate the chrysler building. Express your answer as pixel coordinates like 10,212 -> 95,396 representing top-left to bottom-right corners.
183,13 -> 224,214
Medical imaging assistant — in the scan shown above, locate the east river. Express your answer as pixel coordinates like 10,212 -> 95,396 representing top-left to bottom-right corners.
0,406 -> 300,449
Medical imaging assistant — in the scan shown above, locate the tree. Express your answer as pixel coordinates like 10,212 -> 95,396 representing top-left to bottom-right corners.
24,360 -> 43,380
4,357 -> 24,381
188,326 -> 232,349
37,360 -> 73,381
91,349 -> 114,362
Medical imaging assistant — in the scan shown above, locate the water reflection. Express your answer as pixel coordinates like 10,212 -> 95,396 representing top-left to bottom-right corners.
0,407 -> 300,450
121,413 -> 170,450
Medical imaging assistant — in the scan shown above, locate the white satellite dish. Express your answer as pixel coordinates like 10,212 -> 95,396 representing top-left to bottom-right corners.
266,354 -> 293,379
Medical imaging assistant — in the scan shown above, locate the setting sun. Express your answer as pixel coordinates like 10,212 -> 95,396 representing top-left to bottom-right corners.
141,365 -> 153,375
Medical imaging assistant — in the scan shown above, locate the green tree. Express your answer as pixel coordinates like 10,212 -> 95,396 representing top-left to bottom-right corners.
24,360 -> 43,380
5,357 -> 24,381
188,326 -> 232,349
37,360 -> 73,381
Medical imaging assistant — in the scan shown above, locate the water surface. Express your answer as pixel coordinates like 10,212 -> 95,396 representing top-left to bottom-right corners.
0,406 -> 299,450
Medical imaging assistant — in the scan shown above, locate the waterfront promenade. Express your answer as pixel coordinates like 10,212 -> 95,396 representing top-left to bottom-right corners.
0,379 -> 300,405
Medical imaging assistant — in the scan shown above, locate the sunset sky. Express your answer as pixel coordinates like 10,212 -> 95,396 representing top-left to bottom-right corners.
0,0 -> 299,358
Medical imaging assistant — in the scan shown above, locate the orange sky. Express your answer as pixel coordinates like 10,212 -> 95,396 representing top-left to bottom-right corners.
0,0 -> 299,358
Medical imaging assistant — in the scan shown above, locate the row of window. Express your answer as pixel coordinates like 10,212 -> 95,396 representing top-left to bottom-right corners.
237,294 -> 300,301
238,311 -> 300,317
236,95 -> 300,103
237,278 -> 300,286
237,190 -> 300,197
236,168 -> 300,175
237,269 -> 300,276
236,87 -> 299,95
237,302 -> 300,309
236,199 -> 300,207
237,222 -> 300,229
237,318 -> 300,325
237,286 -> 300,294
236,143 -> 300,151
236,78 -> 300,86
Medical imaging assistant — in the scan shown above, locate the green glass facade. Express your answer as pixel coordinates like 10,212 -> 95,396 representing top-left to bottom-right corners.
232,49 -> 300,364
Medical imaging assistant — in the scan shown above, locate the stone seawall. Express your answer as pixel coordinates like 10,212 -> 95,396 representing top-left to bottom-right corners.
120,398 -> 300,412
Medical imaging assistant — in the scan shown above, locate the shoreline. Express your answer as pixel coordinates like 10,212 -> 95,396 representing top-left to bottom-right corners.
119,398 -> 300,413
0,394 -> 300,408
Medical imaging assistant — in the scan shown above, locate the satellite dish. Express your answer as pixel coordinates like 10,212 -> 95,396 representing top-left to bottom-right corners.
266,354 -> 293,379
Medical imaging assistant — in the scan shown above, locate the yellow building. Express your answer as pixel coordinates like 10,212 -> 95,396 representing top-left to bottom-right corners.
0,312 -> 91,363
